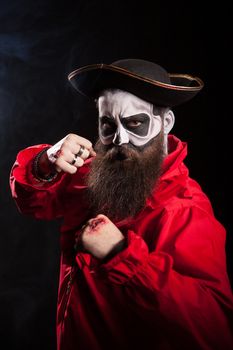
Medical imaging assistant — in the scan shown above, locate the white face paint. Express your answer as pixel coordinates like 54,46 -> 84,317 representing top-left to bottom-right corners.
98,90 -> 162,147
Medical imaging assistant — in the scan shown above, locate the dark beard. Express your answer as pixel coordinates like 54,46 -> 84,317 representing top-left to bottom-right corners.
86,132 -> 165,221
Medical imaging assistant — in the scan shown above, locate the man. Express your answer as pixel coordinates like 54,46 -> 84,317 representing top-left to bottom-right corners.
10,59 -> 233,349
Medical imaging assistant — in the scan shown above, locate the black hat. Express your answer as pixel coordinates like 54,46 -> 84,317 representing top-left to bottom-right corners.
68,59 -> 204,107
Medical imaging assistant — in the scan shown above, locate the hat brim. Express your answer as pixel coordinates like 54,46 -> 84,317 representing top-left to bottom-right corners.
68,64 -> 204,107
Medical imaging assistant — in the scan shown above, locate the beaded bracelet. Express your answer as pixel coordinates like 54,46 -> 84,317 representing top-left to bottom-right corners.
32,147 -> 58,182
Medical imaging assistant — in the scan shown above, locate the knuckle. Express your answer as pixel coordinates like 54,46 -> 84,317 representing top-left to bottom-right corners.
65,133 -> 76,141
76,158 -> 84,167
79,136 -> 92,148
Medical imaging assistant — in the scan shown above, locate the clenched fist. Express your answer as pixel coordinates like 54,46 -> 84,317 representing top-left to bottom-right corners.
78,214 -> 125,259
38,134 -> 96,177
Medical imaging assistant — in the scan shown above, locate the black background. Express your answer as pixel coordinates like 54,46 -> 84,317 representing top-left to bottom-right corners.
0,1 -> 232,349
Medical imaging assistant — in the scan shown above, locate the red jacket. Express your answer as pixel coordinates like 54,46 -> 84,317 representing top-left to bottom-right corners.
10,135 -> 233,350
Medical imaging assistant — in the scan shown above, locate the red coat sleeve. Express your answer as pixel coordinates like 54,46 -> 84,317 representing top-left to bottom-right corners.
10,145 -> 66,220
97,206 -> 233,349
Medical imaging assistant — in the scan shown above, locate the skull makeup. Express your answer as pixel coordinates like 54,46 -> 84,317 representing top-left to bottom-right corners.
98,90 -> 163,147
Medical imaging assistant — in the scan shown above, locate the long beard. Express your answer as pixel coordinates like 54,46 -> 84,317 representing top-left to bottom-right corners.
86,132 -> 165,221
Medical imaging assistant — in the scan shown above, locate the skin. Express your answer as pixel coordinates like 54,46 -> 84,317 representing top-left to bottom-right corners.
81,214 -> 124,259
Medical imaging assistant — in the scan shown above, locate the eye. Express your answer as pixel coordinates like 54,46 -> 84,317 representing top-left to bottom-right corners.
126,120 -> 142,128
100,116 -> 115,128
102,121 -> 112,130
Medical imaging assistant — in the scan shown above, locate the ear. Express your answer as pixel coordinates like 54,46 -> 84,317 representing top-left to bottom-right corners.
164,109 -> 175,134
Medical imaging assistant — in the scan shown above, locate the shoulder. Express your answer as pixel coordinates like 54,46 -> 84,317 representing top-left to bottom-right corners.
152,175 -> 225,238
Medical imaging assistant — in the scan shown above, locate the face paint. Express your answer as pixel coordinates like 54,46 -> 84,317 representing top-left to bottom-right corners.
98,90 -> 162,147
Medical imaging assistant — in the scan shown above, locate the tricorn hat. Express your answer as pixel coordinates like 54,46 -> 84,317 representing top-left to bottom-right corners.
68,58 -> 204,107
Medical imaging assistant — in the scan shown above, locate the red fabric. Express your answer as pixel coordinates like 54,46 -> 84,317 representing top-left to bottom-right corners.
10,135 -> 233,350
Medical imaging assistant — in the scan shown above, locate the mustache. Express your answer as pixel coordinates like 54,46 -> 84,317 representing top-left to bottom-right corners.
97,143 -> 141,161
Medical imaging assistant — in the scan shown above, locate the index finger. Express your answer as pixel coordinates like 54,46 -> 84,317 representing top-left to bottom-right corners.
73,135 -> 96,157
66,134 -> 96,157
73,135 -> 93,150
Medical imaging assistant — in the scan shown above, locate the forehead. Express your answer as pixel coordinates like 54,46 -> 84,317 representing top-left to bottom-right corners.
98,89 -> 152,117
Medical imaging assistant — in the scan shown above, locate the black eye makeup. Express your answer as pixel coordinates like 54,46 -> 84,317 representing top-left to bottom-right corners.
100,116 -> 117,137
121,113 -> 150,136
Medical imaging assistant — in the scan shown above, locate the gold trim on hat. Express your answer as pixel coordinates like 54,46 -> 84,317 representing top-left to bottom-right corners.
68,63 -> 204,92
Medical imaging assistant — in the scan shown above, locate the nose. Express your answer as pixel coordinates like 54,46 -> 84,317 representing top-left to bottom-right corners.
113,124 -> 129,145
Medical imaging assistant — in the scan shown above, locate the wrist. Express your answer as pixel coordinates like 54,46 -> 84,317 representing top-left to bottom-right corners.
32,147 -> 58,182
101,238 -> 126,263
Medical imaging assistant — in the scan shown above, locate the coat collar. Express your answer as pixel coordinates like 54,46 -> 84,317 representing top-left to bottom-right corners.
161,134 -> 188,180
145,134 -> 189,210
